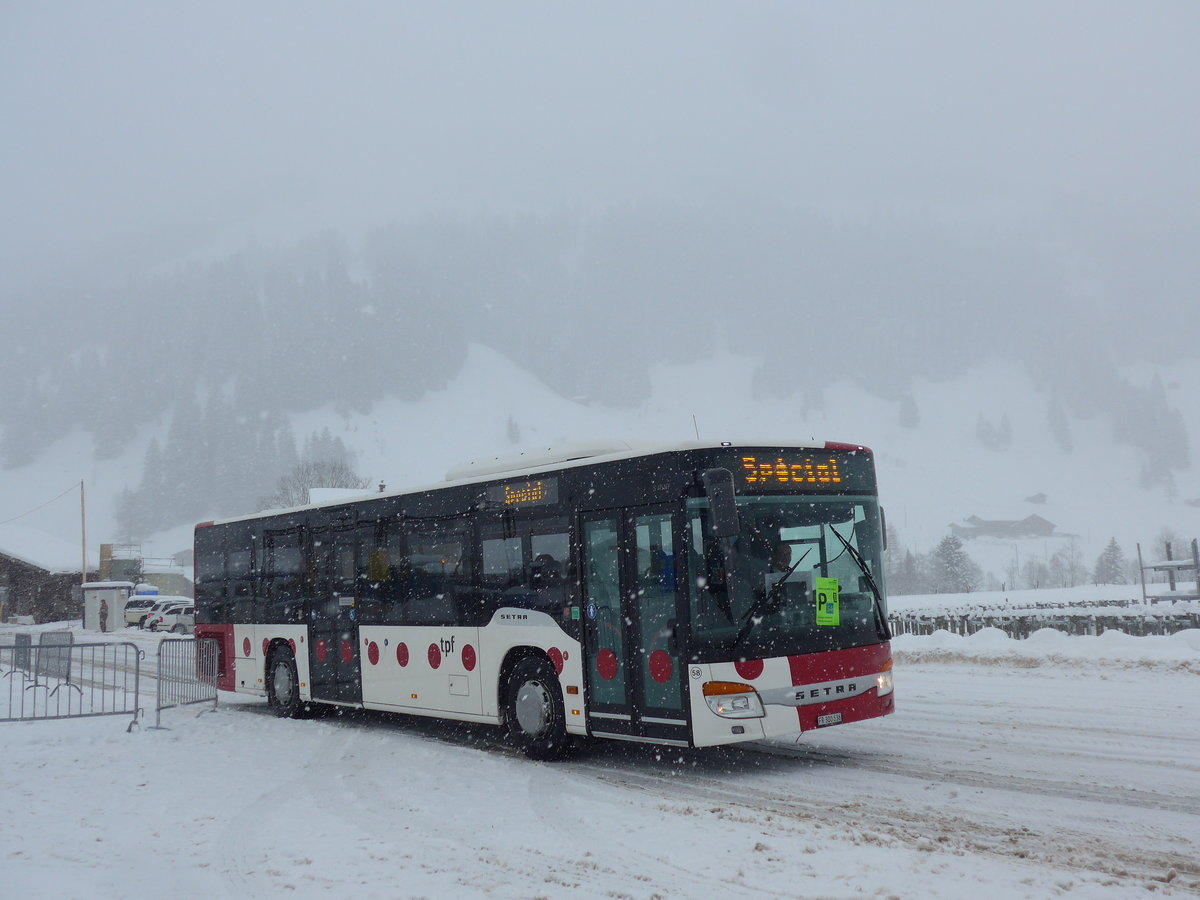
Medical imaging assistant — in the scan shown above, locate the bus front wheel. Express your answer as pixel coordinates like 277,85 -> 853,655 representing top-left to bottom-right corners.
266,648 -> 305,718
505,656 -> 570,760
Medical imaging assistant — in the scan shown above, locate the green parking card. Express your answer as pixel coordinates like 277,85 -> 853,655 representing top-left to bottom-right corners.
815,577 -> 840,626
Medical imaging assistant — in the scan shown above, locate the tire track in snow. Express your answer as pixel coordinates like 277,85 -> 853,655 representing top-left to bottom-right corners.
752,738 -> 1200,816
528,764 -> 799,899
208,749 -> 311,892
567,746 -> 1200,895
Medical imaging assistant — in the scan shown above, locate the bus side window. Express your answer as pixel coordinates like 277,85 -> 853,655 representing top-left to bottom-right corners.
376,527 -> 408,624
264,528 -> 304,624
227,527 -> 255,624
357,545 -> 389,625
480,535 -> 523,622
194,529 -> 224,624
405,521 -> 469,626
530,531 -> 569,617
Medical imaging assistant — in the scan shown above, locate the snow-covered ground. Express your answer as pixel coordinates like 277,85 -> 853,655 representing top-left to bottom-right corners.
3,611 -> 1198,899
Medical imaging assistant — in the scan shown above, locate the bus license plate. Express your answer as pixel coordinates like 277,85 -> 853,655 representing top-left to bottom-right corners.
816,712 -> 842,727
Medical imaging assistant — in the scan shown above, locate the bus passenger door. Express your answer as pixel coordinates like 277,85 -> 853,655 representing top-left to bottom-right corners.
307,524 -> 362,704
581,509 -> 688,745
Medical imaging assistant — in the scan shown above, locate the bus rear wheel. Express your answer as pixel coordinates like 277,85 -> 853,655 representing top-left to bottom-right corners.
505,656 -> 570,760
266,647 -> 306,718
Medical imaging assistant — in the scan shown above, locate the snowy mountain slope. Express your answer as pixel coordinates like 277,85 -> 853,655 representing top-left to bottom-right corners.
1,345 -> 1196,584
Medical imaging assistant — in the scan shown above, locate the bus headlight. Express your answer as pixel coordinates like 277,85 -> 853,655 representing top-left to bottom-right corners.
702,681 -> 765,719
876,659 -> 894,697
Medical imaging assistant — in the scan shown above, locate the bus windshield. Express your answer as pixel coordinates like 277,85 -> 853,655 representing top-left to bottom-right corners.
687,495 -> 889,663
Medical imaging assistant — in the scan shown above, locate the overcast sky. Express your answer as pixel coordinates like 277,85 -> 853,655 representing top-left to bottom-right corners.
3,2 -> 1198,281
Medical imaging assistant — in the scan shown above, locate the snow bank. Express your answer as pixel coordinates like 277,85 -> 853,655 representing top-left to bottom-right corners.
894,626 -> 1200,672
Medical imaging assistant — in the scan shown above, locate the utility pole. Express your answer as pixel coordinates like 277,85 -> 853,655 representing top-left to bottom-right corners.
1137,542 -> 1147,605
80,479 -> 87,588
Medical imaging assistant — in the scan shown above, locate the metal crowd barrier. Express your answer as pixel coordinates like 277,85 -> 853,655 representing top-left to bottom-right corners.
154,637 -> 219,728
888,611 -> 1200,640
1,636 -> 143,731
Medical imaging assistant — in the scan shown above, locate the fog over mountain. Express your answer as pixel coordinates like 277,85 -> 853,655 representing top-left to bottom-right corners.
2,4 -> 1198,574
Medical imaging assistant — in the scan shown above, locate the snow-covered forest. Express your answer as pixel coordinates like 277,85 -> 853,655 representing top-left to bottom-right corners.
1,215 -> 1193,550
3,236 -> 1198,584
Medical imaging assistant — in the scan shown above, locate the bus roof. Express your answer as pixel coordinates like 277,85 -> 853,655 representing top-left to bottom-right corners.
200,438 -> 867,528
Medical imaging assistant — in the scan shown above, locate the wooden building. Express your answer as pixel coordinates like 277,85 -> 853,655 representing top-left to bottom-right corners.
0,525 -> 97,623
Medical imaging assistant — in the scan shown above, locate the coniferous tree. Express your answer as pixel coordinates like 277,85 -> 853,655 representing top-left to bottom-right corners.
114,438 -> 167,538
275,419 -> 300,476
1093,537 -> 1127,585
303,427 -> 354,466
930,535 -> 981,593
889,550 -> 925,595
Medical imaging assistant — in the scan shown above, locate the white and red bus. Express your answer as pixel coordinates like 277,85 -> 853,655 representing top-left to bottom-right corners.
194,441 -> 894,758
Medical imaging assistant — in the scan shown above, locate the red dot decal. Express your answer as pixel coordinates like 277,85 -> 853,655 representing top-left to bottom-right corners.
315,639 -> 328,662
262,639 -> 270,658
547,647 -> 564,675
288,639 -> 296,655
649,650 -> 673,684
596,648 -> 618,681
341,640 -> 353,664
242,637 -> 251,657
462,644 -> 477,672
734,658 -> 764,681
367,641 -> 380,666
427,643 -> 441,669
396,643 -> 409,667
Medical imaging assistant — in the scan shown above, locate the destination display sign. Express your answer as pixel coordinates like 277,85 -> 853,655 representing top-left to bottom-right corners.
715,450 -> 875,494
741,454 -> 843,486
485,477 -> 560,508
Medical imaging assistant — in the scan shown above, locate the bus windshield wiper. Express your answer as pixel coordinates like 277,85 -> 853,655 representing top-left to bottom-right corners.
828,526 -> 891,639
733,547 -> 810,648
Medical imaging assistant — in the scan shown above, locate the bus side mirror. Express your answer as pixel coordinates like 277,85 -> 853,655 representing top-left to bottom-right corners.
701,468 -> 740,539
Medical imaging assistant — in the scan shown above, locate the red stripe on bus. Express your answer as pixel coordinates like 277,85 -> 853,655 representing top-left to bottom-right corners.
194,624 -> 236,692
787,643 -> 892,726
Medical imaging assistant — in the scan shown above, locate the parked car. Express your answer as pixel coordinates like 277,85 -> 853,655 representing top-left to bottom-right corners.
123,596 -> 159,626
145,602 -> 190,633
149,604 -> 194,634
138,596 -> 193,629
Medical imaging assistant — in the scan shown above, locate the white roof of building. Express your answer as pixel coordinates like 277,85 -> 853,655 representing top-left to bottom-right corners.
0,523 -> 98,574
